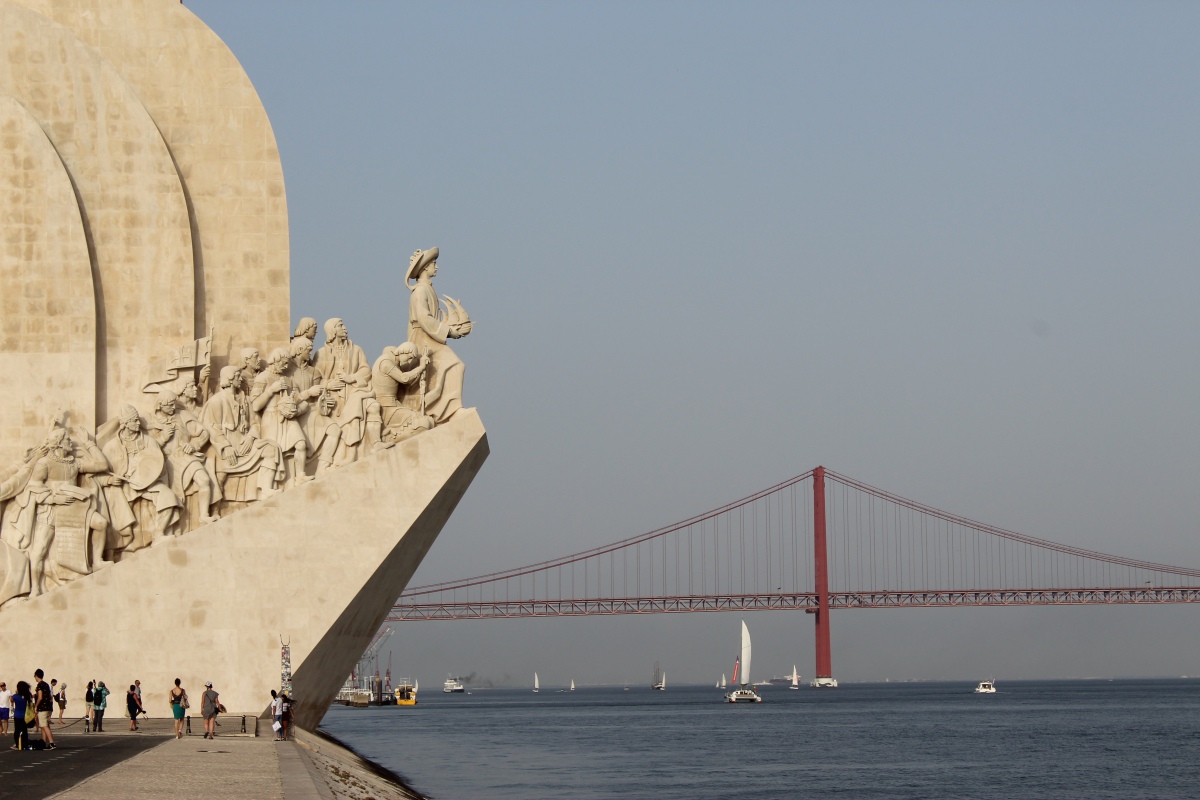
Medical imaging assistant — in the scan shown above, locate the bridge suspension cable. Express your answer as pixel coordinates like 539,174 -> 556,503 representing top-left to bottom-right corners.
391,466 -> 1200,624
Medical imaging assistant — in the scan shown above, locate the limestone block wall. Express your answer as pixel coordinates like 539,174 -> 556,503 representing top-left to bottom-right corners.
0,410 -> 489,730
0,94 -> 96,452
19,0 -> 293,360
0,2 -> 194,424
0,0 -> 290,461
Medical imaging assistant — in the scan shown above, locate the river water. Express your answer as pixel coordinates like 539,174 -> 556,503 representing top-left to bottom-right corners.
319,679 -> 1200,799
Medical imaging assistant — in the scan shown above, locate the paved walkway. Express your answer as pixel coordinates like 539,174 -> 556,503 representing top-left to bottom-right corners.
0,716 -> 336,800
0,716 -> 422,800
0,733 -> 164,800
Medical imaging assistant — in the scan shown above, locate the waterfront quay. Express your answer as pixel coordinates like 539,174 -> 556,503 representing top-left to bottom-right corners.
0,717 -> 421,800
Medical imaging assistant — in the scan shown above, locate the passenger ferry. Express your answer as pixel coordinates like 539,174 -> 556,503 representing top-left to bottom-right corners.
443,676 -> 465,693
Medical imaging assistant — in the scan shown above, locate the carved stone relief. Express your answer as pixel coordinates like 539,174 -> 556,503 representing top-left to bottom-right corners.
0,247 -> 472,611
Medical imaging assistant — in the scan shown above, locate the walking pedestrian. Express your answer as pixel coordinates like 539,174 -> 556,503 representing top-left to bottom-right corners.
11,681 -> 31,750
53,680 -> 67,724
270,689 -> 282,740
84,680 -> 94,730
92,681 -> 109,732
200,681 -> 221,739
33,669 -> 55,749
0,681 -> 10,737
279,692 -> 293,741
126,685 -> 143,731
168,678 -> 188,739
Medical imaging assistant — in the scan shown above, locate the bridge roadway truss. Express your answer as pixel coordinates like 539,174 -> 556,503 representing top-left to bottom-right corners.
388,586 -> 1200,620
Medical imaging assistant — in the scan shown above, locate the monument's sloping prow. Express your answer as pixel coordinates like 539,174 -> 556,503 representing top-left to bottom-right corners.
0,410 -> 487,724
291,412 -> 489,730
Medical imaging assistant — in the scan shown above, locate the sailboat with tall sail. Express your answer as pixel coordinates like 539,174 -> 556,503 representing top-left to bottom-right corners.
651,661 -> 666,691
570,679 -> 575,691
789,665 -> 801,690
533,672 -> 539,693
725,620 -> 763,703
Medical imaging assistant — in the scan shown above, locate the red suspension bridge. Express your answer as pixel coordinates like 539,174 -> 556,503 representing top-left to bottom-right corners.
388,467 -> 1200,684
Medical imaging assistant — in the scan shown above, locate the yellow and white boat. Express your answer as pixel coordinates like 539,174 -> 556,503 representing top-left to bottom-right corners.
395,678 -> 418,706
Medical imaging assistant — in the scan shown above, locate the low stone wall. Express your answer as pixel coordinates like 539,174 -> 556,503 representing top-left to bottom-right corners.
294,727 -> 426,800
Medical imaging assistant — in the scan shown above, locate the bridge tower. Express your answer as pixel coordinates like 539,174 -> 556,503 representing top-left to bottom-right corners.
810,466 -> 838,687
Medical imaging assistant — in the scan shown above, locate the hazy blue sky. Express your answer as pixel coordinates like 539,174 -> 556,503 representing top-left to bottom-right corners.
188,1 -> 1200,686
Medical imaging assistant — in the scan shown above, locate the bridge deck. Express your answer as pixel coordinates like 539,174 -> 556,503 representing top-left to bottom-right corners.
388,586 -> 1200,620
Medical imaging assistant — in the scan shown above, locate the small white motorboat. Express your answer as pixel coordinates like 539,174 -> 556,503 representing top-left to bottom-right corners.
974,679 -> 996,694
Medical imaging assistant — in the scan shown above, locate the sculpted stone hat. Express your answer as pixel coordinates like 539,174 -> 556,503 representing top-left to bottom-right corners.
406,247 -> 439,282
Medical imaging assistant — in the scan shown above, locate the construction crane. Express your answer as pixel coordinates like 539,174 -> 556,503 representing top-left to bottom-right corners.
339,626 -> 395,702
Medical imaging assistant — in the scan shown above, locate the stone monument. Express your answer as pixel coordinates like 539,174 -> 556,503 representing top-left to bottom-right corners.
0,0 -> 487,731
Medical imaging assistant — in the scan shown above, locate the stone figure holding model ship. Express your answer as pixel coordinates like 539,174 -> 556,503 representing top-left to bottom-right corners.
407,247 -> 472,424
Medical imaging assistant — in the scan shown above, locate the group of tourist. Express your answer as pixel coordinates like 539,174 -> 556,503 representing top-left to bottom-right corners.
0,670 -> 247,748
269,689 -> 295,741
0,670 -> 129,749
0,669 -> 61,750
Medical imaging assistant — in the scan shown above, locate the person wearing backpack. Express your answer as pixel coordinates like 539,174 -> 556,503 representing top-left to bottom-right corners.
10,681 -> 32,750
168,678 -> 189,739
92,681 -> 109,732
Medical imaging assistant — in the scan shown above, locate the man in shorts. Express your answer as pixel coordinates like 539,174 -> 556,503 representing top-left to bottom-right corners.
33,669 -> 55,749
0,681 -> 10,736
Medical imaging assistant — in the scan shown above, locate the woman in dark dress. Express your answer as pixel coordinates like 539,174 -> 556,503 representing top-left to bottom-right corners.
126,685 -> 143,731
10,682 -> 32,750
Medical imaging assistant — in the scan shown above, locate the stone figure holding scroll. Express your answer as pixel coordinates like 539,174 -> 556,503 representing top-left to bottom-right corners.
251,349 -> 313,487
201,366 -> 282,501
407,247 -> 471,424
314,319 -> 388,463
8,423 -> 110,596
98,405 -> 182,551
372,343 -> 434,443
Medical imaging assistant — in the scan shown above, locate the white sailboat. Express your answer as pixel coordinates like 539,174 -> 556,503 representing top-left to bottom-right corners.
721,673 -> 727,689
725,620 -> 763,703
651,661 -> 666,691
570,679 -> 575,691
789,665 -> 800,690
533,672 -> 539,693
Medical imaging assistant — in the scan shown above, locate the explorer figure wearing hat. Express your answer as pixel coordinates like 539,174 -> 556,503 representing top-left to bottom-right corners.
406,247 -> 472,424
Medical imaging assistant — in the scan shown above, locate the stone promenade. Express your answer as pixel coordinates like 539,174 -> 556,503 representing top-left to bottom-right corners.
0,717 -> 422,800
